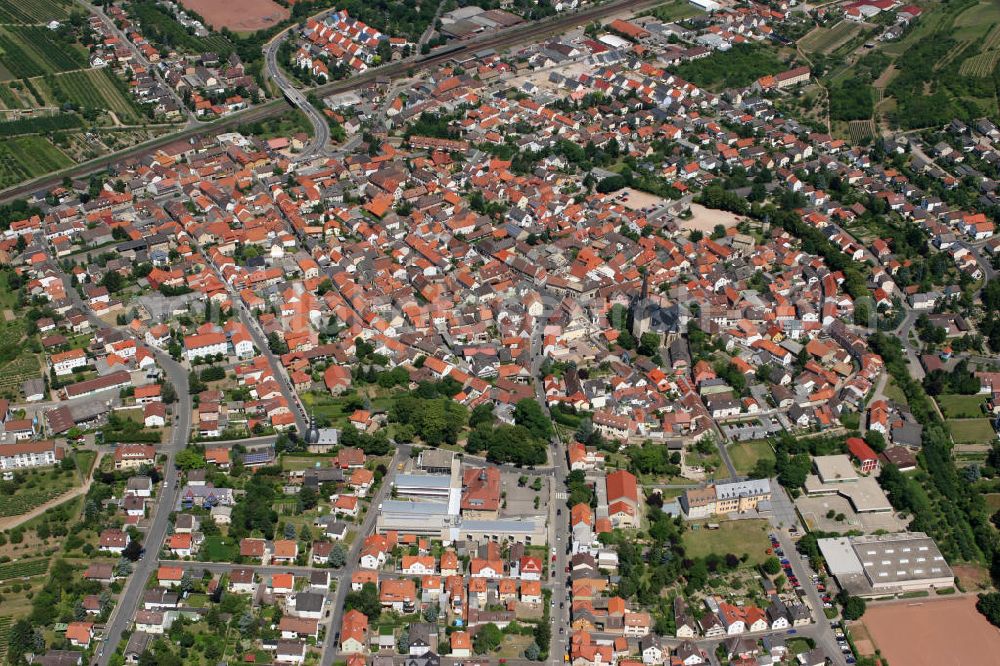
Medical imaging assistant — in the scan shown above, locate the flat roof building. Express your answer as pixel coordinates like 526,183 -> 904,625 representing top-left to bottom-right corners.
818,532 -> 954,597
812,455 -> 859,484
805,456 -> 892,514
394,474 -> 453,500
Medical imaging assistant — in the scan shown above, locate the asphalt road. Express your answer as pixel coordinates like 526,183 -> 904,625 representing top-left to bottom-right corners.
768,486 -> 847,666
47,268 -> 193,666
157,559 -> 327,577
198,242 -> 311,435
319,444 -> 409,666
263,27 -> 330,161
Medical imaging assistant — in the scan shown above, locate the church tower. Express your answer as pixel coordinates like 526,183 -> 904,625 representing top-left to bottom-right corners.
629,272 -> 652,338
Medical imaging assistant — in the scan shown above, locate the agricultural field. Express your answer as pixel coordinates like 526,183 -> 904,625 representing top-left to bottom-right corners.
959,23 -> 1000,76
0,25 -> 87,80
848,119 -> 876,143
0,352 -> 41,400
0,0 -> 74,24
0,135 -> 71,189
0,80 -> 43,110
0,558 -> 49,581
799,20 -> 862,55
0,616 -> 11,662
35,69 -> 147,124
0,465 -> 80,518
179,0 -> 288,32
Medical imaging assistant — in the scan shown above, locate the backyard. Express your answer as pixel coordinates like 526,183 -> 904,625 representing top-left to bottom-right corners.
936,393 -> 986,418
200,535 -> 240,562
947,418 -> 996,445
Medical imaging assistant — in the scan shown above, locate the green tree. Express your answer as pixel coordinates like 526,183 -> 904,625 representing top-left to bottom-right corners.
838,590 -> 866,620
978,592 -> 1000,628
175,448 -> 206,470
473,623 -> 503,654
514,399 -> 552,440
344,582 -> 381,621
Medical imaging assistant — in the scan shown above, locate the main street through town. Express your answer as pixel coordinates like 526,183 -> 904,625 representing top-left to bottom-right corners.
48,266 -> 193,666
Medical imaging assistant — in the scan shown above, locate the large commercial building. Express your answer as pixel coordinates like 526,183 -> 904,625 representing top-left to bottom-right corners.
63,369 -> 132,400
394,474 -> 453,500
375,499 -> 546,545
818,532 -> 954,597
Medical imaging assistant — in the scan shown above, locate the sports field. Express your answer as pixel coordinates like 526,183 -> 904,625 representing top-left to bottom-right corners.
863,596 -> 1000,666
180,0 -> 289,32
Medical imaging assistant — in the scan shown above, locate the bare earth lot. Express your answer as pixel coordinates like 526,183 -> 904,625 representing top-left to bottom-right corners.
682,203 -> 742,232
863,596 -> 1000,666
179,0 -> 289,31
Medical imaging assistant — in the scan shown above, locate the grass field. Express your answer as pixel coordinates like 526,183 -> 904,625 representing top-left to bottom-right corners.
884,378 -> 909,406
800,21 -> 862,55
34,68 -> 146,123
787,638 -> 813,655
200,535 -> 239,562
0,0 -> 74,24
947,418 -> 996,445
282,454 -> 332,471
0,134 -> 70,188
683,518 -> 771,565
937,394 -> 986,419
645,0 -> 705,22
727,440 -> 774,476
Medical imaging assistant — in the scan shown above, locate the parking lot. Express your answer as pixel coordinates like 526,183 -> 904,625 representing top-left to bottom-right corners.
500,472 -> 549,518
796,494 -> 909,534
770,530 -> 855,664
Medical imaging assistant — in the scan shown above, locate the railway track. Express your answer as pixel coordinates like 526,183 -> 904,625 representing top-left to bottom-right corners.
0,0 -> 660,203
